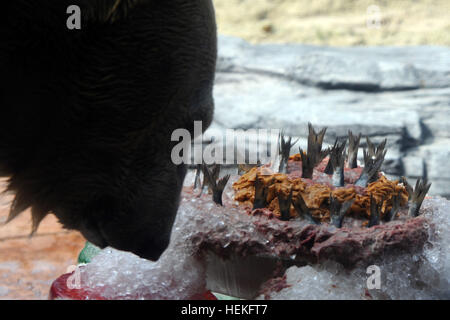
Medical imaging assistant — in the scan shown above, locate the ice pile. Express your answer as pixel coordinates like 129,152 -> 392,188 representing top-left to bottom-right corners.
258,197 -> 450,300
75,172 -> 449,300
74,176 -> 252,300
77,199 -> 208,300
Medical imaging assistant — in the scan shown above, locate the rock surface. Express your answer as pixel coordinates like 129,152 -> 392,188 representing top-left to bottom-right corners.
208,36 -> 450,197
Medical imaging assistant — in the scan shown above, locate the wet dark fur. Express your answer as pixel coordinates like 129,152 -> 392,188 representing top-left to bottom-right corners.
0,0 -> 217,260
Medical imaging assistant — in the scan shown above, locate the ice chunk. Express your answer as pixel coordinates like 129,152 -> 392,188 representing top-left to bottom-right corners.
258,197 -> 450,300
77,192 -> 209,300
75,174 -> 257,299
76,165 -> 449,300
78,247 -> 206,300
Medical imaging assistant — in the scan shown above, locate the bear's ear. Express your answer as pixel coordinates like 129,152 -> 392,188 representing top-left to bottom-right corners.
83,0 -> 144,24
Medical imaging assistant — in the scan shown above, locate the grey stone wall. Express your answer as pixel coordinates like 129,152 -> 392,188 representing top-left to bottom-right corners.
206,36 -> 450,198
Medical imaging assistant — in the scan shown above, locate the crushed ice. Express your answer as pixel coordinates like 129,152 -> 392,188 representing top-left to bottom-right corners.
78,194 -> 208,300
257,197 -> 450,300
78,171 -> 449,300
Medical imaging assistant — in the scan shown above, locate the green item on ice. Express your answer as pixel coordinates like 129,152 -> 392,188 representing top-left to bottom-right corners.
77,242 -> 101,264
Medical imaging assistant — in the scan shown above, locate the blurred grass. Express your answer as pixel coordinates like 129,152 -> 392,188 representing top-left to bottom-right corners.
213,0 -> 450,46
